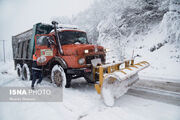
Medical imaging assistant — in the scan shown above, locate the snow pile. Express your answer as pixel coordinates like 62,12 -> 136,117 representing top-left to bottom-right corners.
102,71 -> 140,106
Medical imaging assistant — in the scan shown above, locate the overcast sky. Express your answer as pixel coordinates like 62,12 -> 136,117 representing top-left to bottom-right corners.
0,0 -> 94,41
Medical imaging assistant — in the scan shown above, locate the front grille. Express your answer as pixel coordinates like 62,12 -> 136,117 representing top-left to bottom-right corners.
85,54 -> 105,64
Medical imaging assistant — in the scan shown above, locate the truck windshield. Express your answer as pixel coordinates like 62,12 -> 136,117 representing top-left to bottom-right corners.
58,31 -> 88,45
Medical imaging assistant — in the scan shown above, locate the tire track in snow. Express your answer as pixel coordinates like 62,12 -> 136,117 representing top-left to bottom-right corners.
127,80 -> 180,106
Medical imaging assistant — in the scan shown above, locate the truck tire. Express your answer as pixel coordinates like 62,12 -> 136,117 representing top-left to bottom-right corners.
16,64 -> 22,78
51,65 -> 66,88
22,64 -> 31,81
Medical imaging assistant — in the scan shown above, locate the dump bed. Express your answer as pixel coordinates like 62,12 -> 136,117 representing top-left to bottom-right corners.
12,29 -> 33,60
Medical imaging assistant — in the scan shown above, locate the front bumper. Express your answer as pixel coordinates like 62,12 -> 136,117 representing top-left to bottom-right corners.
66,68 -> 92,75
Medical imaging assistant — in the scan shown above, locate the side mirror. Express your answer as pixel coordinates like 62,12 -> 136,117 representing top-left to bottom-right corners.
46,37 -> 53,48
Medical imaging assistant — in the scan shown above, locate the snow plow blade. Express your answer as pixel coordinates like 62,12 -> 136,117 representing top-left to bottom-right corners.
93,60 -> 149,106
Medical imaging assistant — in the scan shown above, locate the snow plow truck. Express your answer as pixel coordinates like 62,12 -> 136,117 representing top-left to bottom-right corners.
12,21 -> 149,106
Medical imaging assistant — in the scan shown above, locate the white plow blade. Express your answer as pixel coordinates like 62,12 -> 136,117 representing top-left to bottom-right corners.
101,62 -> 149,106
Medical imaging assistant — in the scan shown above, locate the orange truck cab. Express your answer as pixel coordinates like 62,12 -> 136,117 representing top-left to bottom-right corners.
33,21 -> 106,87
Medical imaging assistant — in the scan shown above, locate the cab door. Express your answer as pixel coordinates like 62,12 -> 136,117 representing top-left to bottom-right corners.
35,34 -> 57,65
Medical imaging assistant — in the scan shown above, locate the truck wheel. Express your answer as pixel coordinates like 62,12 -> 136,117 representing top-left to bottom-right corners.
16,64 -> 22,78
51,65 -> 66,88
22,64 -> 31,81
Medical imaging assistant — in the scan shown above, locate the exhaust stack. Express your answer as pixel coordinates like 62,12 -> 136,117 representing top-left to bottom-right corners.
52,21 -> 63,55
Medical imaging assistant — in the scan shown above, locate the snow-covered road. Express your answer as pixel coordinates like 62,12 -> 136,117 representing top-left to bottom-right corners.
0,61 -> 180,120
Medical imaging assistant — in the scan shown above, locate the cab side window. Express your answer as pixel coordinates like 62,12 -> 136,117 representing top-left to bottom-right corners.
37,36 -> 48,46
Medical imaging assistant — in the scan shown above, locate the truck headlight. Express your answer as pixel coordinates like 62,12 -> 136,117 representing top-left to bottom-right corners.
84,50 -> 89,53
37,55 -> 46,63
78,58 -> 85,65
105,48 -> 110,52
